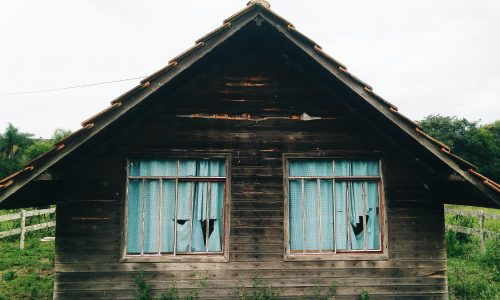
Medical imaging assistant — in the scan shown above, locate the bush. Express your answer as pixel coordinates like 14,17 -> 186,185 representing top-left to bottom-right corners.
237,275 -> 280,300
134,271 -> 152,300
2,271 -> 16,282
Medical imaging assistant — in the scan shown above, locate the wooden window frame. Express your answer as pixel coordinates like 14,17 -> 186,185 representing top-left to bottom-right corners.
283,154 -> 389,261
120,155 -> 231,263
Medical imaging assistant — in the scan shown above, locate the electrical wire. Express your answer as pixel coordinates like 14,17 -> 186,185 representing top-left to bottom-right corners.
0,76 -> 146,96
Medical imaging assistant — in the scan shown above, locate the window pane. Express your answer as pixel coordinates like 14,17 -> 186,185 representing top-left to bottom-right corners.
335,182 -> 348,250
320,180 -> 334,251
144,180 -> 160,254
176,182 -> 193,253
335,160 -> 379,176
334,160 -> 351,177
208,182 -> 224,252
192,182 -> 208,253
304,180 -> 320,250
289,180 -> 303,250
178,159 -> 226,177
161,180 -> 175,253
351,160 -> 379,176
178,160 -> 197,177
289,161 -> 333,177
349,182 -> 365,250
130,160 -> 177,176
366,182 -> 380,250
127,179 -> 142,254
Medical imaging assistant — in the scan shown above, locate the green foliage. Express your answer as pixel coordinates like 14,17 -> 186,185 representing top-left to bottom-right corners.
359,289 -> 369,300
134,271 -> 152,300
306,283 -> 337,300
418,115 -> 500,182
450,215 -> 475,244
2,271 -> 16,282
0,124 -> 71,179
237,275 -> 280,300
134,273 -> 207,300
447,234 -> 500,299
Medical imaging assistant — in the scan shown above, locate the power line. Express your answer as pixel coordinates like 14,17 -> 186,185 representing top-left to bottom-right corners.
0,76 -> 146,96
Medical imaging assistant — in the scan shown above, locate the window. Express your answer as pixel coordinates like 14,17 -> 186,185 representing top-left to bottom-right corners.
286,159 -> 383,256
125,158 -> 227,257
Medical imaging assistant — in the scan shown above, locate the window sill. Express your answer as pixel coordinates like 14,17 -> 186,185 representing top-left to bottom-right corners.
284,252 -> 389,261
121,255 -> 229,263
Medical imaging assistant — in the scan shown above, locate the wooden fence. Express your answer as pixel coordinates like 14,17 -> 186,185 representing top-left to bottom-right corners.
445,208 -> 500,251
0,208 -> 55,249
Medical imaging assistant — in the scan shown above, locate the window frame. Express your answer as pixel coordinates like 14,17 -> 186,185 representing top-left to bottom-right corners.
120,154 -> 231,263
283,154 -> 388,261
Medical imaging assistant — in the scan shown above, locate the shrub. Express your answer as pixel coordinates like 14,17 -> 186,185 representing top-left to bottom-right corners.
360,289 -> 369,300
449,215 -> 475,244
237,275 -> 280,300
2,270 -> 16,282
133,271 -> 152,300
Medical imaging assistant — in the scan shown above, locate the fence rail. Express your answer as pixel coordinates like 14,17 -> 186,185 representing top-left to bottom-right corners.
0,207 -> 55,249
445,208 -> 499,251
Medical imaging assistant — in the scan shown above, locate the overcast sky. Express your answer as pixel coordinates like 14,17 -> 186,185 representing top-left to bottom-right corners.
1,0 -> 499,138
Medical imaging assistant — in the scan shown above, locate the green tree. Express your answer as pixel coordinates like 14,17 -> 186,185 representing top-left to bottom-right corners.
0,125 -> 71,179
418,115 -> 500,182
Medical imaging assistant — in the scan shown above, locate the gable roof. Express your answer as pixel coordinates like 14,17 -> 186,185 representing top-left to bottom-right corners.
0,2 -> 498,208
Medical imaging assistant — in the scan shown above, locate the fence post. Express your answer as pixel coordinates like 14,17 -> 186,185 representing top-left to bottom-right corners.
20,210 -> 26,249
479,210 -> 485,252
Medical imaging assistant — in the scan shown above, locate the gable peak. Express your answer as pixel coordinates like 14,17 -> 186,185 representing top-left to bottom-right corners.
247,0 -> 271,9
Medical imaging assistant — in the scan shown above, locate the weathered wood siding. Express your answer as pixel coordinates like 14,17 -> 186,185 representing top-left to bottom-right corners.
54,32 -> 447,299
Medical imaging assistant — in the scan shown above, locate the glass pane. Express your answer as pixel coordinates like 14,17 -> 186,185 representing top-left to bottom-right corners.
179,159 -> 226,177
208,182 -> 224,252
178,160 -> 197,177
126,179 -> 142,254
176,182 -> 193,253
143,180 -> 160,254
304,180 -> 319,251
320,180 -> 334,251
335,182 -> 348,250
289,180 -> 303,250
130,160 -> 177,176
289,160 -> 333,177
351,160 -> 379,176
334,160 -> 351,177
161,180 -> 176,253
349,182 -> 365,250
366,182 -> 381,250
335,160 -> 379,177
209,160 -> 226,177
191,182 -> 208,253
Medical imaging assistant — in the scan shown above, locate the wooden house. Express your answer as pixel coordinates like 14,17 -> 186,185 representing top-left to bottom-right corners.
1,1 -> 499,299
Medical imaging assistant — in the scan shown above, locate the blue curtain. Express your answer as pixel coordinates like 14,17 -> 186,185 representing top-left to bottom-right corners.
126,179 -> 142,254
288,161 -> 334,252
335,182 -> 347,250
366,182 -> 380,250
143,180 -> 160,253
175,160 -> 225,253
289,180 -> 303,250
289,160 -> 380,252
161,180 -> 176,253
127,159 -> 225,255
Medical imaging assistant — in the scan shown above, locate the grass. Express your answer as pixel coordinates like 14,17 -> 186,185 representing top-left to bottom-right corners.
0,229 -> 55,300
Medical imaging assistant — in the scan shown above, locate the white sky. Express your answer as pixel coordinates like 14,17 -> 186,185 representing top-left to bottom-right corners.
1,0 -> 499,138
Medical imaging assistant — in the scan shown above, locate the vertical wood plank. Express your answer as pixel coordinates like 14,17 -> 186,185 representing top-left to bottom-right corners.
19,209 -> 26,249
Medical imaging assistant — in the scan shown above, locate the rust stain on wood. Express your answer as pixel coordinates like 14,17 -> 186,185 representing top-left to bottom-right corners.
175,113 -> 335,122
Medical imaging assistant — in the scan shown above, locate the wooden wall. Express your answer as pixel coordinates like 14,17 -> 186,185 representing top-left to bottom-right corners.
53,30 -> 447,299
